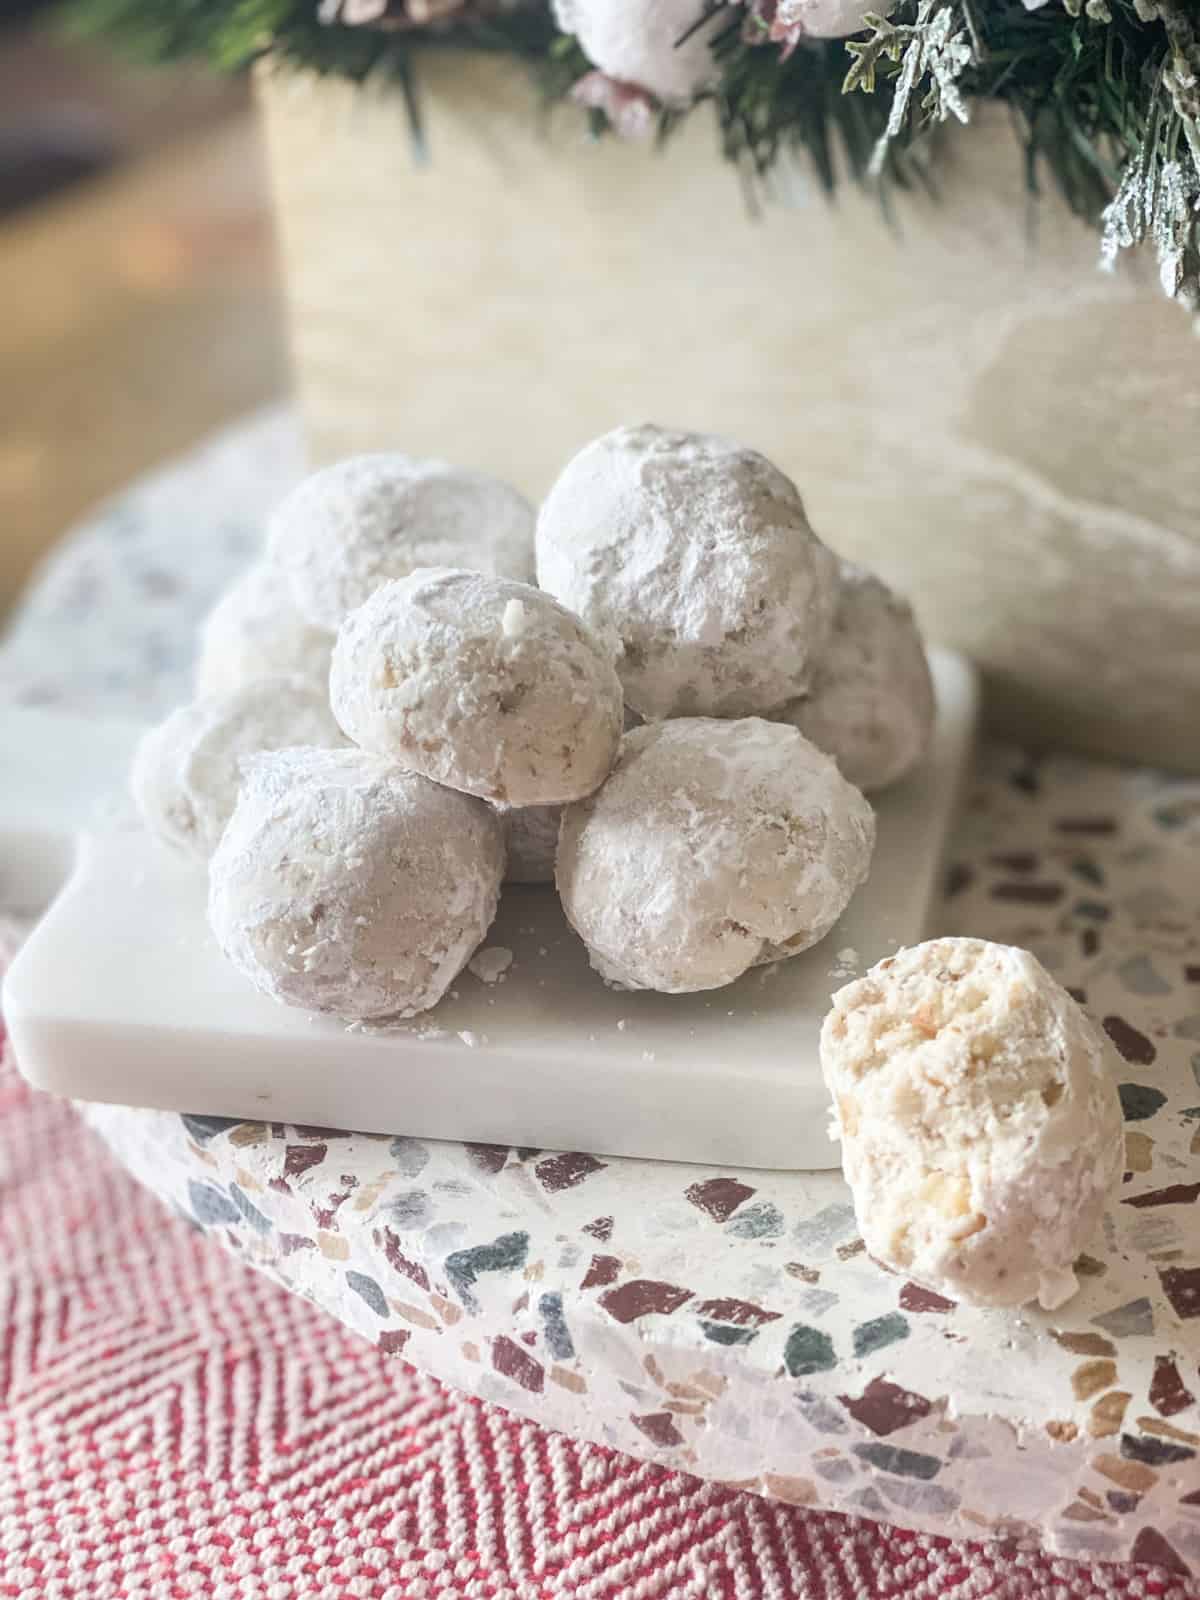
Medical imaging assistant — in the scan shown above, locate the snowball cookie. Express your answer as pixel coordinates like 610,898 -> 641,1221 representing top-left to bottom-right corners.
195,562 -> 334,697
554,0 -> 724,106
777,564 -> 935,792
209,747 -> 504,1019
557,718 -> 875,992
820,938 -> 1124,1311
536,425 -> 839,721
496,803 -> 562,884
330,568 -> 624,806
268,454 -> 535,631
130,677 -> 345,860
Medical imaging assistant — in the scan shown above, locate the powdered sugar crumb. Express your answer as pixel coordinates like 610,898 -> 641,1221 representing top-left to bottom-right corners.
468,946 -> 514,984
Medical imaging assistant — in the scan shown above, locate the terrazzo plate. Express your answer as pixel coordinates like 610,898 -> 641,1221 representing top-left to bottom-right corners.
2,649 -> 975,1171
5,412 -> 1200,1569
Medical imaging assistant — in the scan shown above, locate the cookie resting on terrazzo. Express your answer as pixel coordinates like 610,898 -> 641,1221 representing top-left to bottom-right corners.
129,676 -> 345,860
195,561 -> 334,697
496,801 -> 562,884
778,564 -> 935,792
330,569 -> 624,806
820,937 -> 1124,1311
536,425 -> 839,721
207,746 -> 504,1019
557,717 -> 875,993
268,453 -> 536,631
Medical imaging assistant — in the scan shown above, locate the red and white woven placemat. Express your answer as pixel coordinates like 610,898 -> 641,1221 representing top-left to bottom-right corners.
0,950 -> 1195,1600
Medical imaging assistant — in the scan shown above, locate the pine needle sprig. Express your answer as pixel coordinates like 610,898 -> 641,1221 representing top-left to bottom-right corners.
58,0 -> 1200,313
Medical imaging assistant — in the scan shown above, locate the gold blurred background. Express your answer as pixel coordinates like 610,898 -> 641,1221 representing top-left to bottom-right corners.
0,11 -> 287,619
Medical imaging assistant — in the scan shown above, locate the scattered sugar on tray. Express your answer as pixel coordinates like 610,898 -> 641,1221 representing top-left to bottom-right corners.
468,945 -> 514,984
616,1019 -> 628,1032
458,1029 -> 486,1048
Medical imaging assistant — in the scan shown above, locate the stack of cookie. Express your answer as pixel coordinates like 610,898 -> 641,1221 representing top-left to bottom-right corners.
130,425 -> 936,1021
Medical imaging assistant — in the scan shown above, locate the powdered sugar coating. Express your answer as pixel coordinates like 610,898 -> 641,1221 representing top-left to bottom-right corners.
208,746 -> 504,1019
130,677 -> 345,860
557,718 -> 875,993
553,0 -> 724,105
269,454 -> 536,631
494,803 -> 562,884
820,937 -> 1124,1311
330,569 -> 624,806
778,564 -> 935,792
195,562 -> 334,696
536,425 -> 838,720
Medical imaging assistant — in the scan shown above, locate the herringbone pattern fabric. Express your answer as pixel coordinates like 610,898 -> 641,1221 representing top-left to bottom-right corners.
1,997 -> 1194,1600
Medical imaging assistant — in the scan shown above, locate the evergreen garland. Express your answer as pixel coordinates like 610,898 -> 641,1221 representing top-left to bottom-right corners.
62,0 -> 1200,312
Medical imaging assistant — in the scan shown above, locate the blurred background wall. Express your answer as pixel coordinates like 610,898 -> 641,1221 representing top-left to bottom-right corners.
0,0 -> 288,619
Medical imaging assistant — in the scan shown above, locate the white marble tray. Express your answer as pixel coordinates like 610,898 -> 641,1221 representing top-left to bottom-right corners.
1,650 -> 976,1170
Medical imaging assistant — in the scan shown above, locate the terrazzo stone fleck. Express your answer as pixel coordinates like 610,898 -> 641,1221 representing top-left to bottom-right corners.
599,1280 -> 692,1323
187,1180 -> 240,1227
22,409 -> 1200,1570
853,1443 -> 942,1481
1089,1393 -> 1131,1437
387,1190 -> 434,1230
840,1379 -> 933,1437
390,1137 -> 431,1177
1104,1017 -> 1158,1065
701,1321 -> 759,1347
899,1284 -> 956,1314
466,1143 -> 509,1175
581,1254 -> 621,1290
784,1326 -> 837,1378
492,1334 -> 544,1392
183,1113 -> 243,1145
880,1479 -> 961,1515
228,1184 -> 271,1234
1092,1299 -> 1155,1339
795,1394 -> 848,1435
685,1177 -> 755,1223
537,1292 -> 576,1356
726,1202 -> 784,1240
536,1152 -> 607,1192
1148,1358 -> 1198,1418
632,1412 -> 684,1448
445,1232 -> 529,1309
1118,1084 -> 1168,1122
345,1270 -> 389,1317
1159,1267 -> 1200,1321
1131,1528 -> 1191,1575
853,1314 -> 909,1359
1125,1184 -> 1200,1210
1117,956 -> 1172,996
792,1205 -> 856,1254
1121,1433 -> 1197,1467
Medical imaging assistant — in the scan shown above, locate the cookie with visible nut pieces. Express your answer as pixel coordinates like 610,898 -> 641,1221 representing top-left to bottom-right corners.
820,937 -> 1123,1310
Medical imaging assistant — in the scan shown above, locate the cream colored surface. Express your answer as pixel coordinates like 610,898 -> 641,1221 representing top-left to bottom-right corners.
258,60 -> 1200,770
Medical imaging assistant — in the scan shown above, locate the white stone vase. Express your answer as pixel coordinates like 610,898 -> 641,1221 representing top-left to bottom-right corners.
257,56 -> 1200,771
